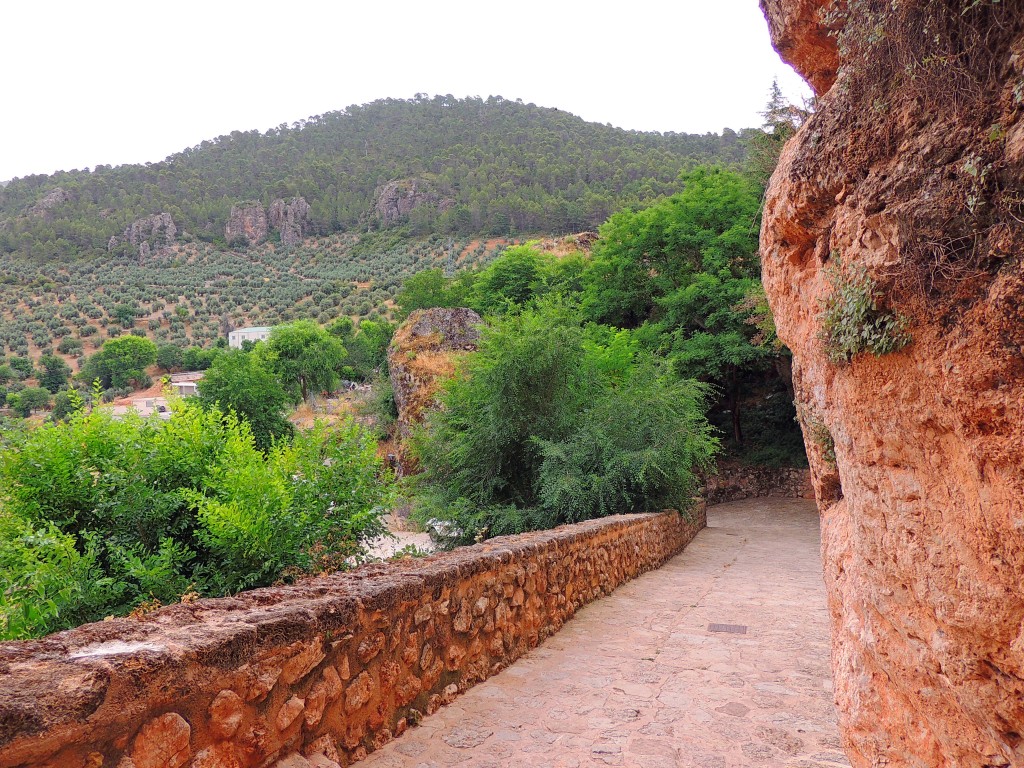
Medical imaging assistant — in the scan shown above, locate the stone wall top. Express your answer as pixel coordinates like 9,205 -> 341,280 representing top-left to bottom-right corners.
0,507 -> 705,768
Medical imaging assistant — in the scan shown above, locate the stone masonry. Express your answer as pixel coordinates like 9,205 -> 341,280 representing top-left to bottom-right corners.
0,508 -> 704,768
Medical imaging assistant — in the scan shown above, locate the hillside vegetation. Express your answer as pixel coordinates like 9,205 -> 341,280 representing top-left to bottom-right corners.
0,95 -> 753,262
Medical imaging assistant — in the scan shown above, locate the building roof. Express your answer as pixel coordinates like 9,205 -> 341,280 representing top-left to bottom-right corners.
170,372 -> 205,383
232,326 -> 272,334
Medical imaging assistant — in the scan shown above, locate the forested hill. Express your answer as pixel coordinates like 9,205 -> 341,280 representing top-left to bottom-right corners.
0,95 -> 755,262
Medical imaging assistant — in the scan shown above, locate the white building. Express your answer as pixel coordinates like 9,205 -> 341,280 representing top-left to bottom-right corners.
169,371 -> 204,397
228,326 -> 272,349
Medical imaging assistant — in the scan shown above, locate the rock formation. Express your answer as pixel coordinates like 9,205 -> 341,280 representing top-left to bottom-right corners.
759,1 -> 1023,766
107,212 -> 177,259
387,308 -> 482,471
268,196 -> 311,246
225,201 -> 269,246
373,179 -> 453,228
24,187 -> 70,219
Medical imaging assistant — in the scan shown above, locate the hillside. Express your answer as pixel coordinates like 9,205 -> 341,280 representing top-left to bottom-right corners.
0,95 -> 754,262
1,233 -> 514,364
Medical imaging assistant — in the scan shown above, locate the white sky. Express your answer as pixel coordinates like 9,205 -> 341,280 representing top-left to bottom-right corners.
1,1 -> 810,181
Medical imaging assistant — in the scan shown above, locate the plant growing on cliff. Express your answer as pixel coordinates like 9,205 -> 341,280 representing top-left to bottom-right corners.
819,257 -> 910,363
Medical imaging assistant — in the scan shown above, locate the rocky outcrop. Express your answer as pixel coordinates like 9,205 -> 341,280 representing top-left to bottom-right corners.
108,212 -> 177,259
388,307 -> 482,443
760,2 -> 1024,766
373,179 -> 453,228
25,188 -> 70,219
226,199 -> 311,247
0,509 -> 704,768
225,201 -> 269,246
268,197 -> 311,246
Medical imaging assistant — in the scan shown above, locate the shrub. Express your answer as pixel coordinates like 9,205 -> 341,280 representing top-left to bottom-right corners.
0,401 -> 393,637
411,303 -> 717,545
820,257 -> 911,363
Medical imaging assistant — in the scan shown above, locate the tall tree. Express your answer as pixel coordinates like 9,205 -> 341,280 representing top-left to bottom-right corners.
37,355 -> 72,394
258,320 -> 347,402
198,350 -> 293,451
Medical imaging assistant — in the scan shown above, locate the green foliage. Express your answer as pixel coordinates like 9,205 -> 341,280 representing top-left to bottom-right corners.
820,257 -> 911,363
396,269 -> 455,318
80,335 -> 158,389
0,96 -> 753,263
38,354 -> 72,394
198,349 -> 293,451
0,401 -> 392,638
0,510 -> 113,640
9,386 -> 51,417
259,320 -> 347,402
8,357 -> 33,379
335,319 -> 395,381
156,343 -> 183,373
411,303 -> 716,545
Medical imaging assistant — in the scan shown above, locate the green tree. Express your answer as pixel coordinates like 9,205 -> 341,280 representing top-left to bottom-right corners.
396,268 -> 453,318
8,357 -> 33,380
258,320 -> 347,402
9,386 -> 52,417
79,335 -> 158,389
156,343 -> 183,373
412,303 -> 717,544
198,350 -> 293,451
38,355 -> 72,394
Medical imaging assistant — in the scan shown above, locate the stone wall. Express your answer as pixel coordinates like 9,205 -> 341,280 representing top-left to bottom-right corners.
702,462 -> 813,505
0,508 -> 704,768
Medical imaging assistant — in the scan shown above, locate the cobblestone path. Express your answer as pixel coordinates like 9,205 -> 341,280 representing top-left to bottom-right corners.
361,498 -> 848,768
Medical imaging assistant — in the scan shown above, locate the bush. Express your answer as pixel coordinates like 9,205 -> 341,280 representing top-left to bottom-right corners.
0,401 -> 393,638
411,304 -> 717,545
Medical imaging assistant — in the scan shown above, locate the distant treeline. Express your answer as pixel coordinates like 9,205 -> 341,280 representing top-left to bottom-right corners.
0,95 -> 758,261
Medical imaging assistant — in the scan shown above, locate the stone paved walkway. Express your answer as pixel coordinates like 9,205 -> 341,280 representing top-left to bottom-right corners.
361,498 -> 848,768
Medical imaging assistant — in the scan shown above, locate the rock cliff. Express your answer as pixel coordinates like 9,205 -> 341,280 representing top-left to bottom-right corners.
373,179 -> 453,228
107,212 -> 177,259
225,202 -> 269,246
759,1 -> 1023,766
387,308 -> 482,472
268,197 -> 311,246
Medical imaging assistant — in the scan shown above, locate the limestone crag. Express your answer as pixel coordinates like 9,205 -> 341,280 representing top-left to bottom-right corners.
387,307 -> 482,454
373,179 -> 453,228
25,187 -> 70,219
760,1 -> 1024,766
225,201 -> 269,246
268,197 -> 311,246
108,212 -> 178,259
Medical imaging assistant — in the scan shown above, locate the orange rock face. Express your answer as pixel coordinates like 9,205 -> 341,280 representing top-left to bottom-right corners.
760,1 -> 1024,766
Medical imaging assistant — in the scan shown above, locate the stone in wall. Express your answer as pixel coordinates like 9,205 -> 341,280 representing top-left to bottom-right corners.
225,202 -> 269,246
268,197 -> 311,246
0,508 -> 704,768
759,1 -> 1024,765
702,461 -> 813,505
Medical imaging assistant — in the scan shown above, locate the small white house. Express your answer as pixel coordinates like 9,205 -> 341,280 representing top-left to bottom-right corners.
228,326 -> 272,349
169,372 -> 204,397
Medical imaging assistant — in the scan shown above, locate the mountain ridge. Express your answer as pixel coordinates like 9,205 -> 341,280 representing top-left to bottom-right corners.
0,94 -> 756,262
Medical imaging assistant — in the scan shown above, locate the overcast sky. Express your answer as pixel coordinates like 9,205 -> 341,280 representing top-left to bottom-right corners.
2,1 -> 810,181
